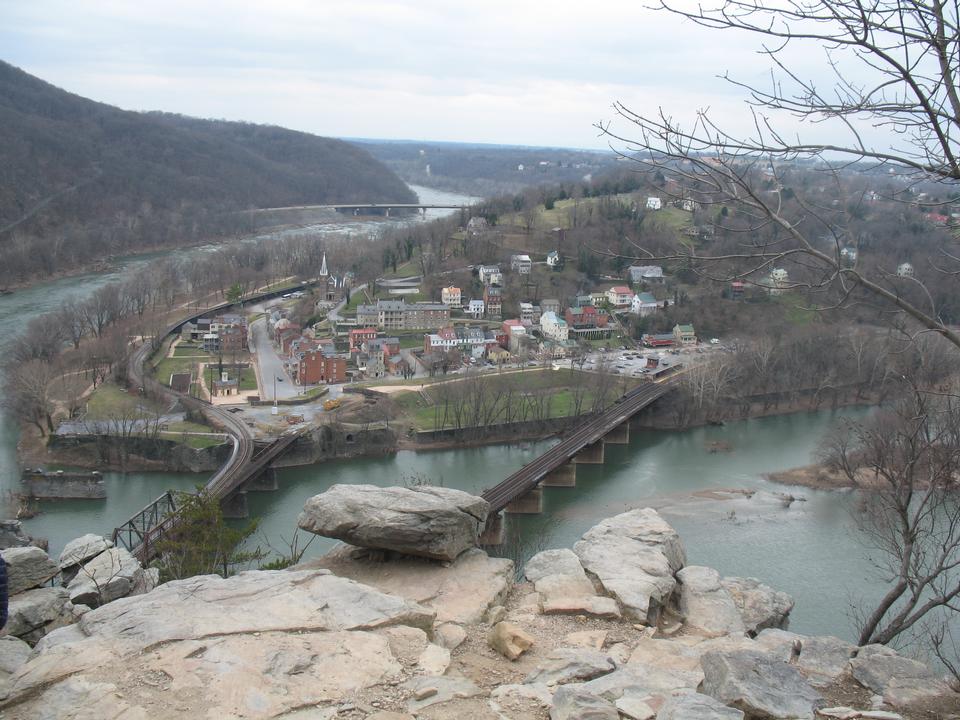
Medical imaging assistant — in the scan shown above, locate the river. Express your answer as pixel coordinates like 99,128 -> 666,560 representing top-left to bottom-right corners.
0,185 -> 889,649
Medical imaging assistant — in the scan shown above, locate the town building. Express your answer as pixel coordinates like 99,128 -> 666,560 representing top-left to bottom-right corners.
541,298 -> 561,315
673,323 -> 697,346
730,280 -> 745,299
540,311 -> 569,341
441,286 -> 462,307
519,302 -> 535,323
565,305 -> 611,339
295,350 -> 347,385
349,327 -> 378,351
510,254 -> 533,274
484,285 -> 502,318
897,262 -> 914,277
478,265 -> 502,285
546,250 -> 564,270
606,286 -> 633,308
630,292 -> 659,317
356,299 -> 450,330
642,333 -> 675,348
646,197 -> 662,210
768,268 -> 789,294
467,299 -> 485,318
626,265 -> 664,284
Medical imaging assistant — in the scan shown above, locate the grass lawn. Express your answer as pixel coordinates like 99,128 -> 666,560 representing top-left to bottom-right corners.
165,420 -> 215,434
173,346 -> 213,358
159,432 -> 228,450
344,289 -> 370,314
85,383 -> 165,419
293,386 -> 328,401
774,293 -> 817,325
397,334 -> 425,349
153,357 -> 203,385
204,366 -> 258,392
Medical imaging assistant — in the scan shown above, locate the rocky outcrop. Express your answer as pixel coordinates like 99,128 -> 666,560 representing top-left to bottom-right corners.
721,576 -> 794,635
1,546 -> 58,596
4,503 -> 959,720
0,520 -> 32,550
298,484 -> 489,562
57,534 -> 113,572
3,587 -> 88,645
573,508 -> 686,624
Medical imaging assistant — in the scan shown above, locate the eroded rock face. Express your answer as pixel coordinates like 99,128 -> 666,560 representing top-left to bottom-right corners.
699,649 -> 824,719
2,546 -> 59,596
721,576 -> 794,635
65,547 -> 145,608
298,484 -> 489,562
754,629 -> 855,688
57,534 -> 113,571
677,566 -> 746,638
525,548 -> 621,619
573,508 -> 686,624
3,586 -> 84,644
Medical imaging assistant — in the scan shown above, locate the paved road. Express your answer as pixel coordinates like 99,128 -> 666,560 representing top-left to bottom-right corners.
326,283 -> 367,323
249,317 -> 298,401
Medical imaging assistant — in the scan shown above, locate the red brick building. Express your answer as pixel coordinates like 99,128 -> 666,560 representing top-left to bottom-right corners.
349,327 -> 378,351
297,350 -> 347,385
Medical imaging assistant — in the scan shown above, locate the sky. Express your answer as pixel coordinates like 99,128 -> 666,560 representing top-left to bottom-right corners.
0,0 -> 880,151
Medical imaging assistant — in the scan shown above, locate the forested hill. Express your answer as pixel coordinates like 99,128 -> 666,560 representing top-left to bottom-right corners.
0,61 -> 415,284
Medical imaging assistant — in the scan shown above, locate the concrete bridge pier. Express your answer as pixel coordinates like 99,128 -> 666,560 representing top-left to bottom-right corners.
479,512 -> 504,545
573,440 -> 605,464
244,468 -> 279,492
221,491 -> 249,519
505,486 -> 543,514
385,208 -> 391,217
541,463 -> 576,487
604,422 -> 630,444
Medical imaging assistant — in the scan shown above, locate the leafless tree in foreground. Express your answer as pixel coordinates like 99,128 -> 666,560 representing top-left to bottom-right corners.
597,0 -> 960,350
822,387 -> 960,647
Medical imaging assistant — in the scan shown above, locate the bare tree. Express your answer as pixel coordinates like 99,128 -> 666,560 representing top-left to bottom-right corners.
822,386 -> 960,647
599,0 -> 960,350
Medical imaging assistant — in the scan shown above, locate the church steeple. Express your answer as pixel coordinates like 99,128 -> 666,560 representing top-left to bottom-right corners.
319,252 -> 328,277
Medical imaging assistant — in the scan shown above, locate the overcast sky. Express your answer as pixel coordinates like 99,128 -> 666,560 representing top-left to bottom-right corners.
2,1 -> 868,150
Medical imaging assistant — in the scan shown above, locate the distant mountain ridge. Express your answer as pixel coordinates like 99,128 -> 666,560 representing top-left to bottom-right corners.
0,60 -> 415,281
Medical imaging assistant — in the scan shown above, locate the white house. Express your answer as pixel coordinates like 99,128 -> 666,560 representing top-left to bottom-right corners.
510,254 -> 533,274
606,286 -> 633,308
478,265 -> 502,286
540,311 -> 569,341
519,302 -> 535,323
646,197 -> 662,211
631,292 -> 659,317
897,262 -> 914,277
840,246 -> 858,265
768,268 -> 790,294
546,250 -> 563,269
468,299 -> 485,318
441,286 -> 461,307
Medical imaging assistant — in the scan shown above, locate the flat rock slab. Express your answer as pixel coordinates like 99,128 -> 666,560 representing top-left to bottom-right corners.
403,675 -> 484,712
524,648 -> 615,686
3,586 -> 77,642
850,644 -> 956,706
309,545 -> 512,626
721,576 -> 794,635
677,566 -> 746,637
657,692 -> 746,719
550,686 -> 619,720
57,534 -> 113,570
700,649 -> 823,719
2,546 -> 59,595
574,509 -> 685,624
755,629 -> 855,687
298,484 -> 489,562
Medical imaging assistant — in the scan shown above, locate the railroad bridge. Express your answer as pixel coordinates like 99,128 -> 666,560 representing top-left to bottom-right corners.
245,203 -> 466,217
479,381 -> 675,543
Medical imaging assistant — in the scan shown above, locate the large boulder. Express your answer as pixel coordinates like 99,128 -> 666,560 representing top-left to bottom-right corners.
0,520 -> 32,550
65,548 -> 145,607
3,586 -> 85,644
1,546 -> 58,595
721,576 -> 794,635
524,648 -> 616,686
849,644 -> 956,707
677,566 -> 746,637
573,508 -> 685,624
549,686 -> 619,720
57,534 -> 113,571
0,635 -> 33,696
525,549 -> 620,619
298,484 -> 489,562
699,649 -> 823,719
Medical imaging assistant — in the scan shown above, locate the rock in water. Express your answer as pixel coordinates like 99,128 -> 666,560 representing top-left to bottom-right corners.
1,546 -> 59,595
298,484 -> 489,562
700,649 -> 823,719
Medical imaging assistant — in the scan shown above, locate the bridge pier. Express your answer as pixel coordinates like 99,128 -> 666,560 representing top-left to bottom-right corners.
604,422 -> 630,444
541,463 -> 576,487
221,492 -> 249,519
505,486 -> 543,514
244,468 -> 278,492
479,512 -> 504,545
573,440 -> 605,464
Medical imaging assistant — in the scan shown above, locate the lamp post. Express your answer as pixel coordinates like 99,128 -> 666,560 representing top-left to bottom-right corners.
272,376 -> 283,415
